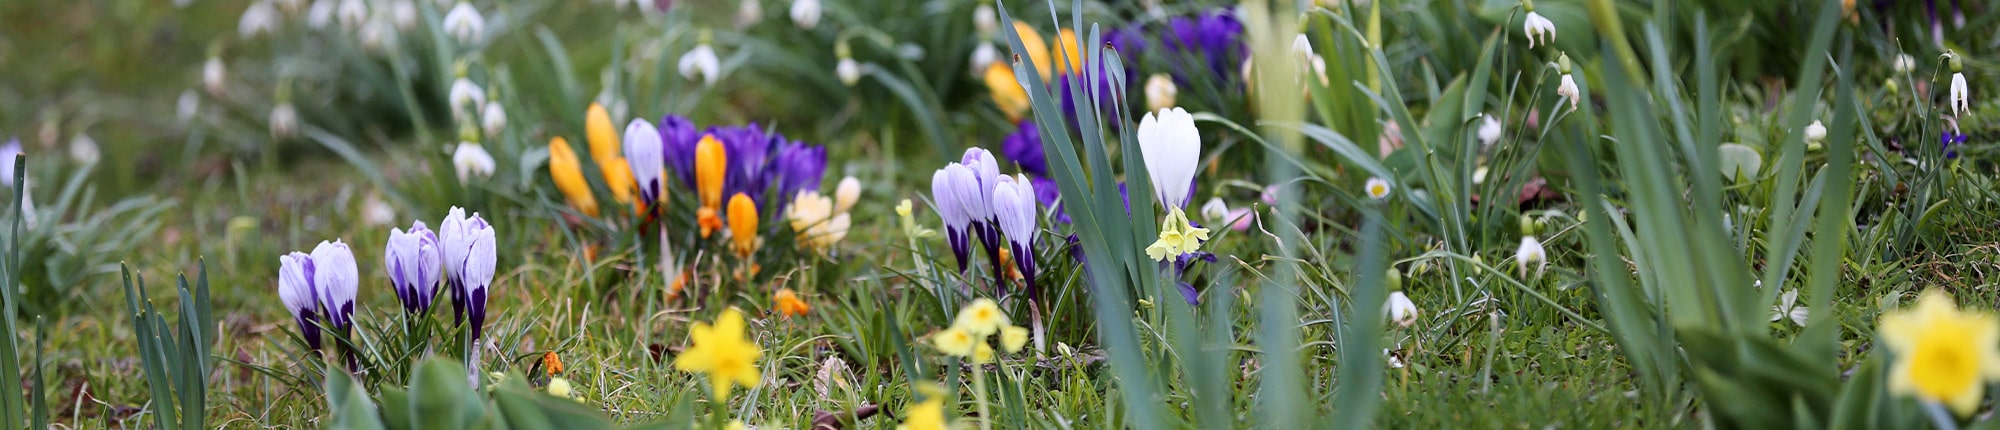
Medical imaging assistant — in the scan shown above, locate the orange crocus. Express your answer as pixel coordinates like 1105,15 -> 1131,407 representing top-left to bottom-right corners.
543,351 -> 565,376
549,137 -> 601,217
726,193 -> 759,258
773,288 -> 810,318
695,135 -> 728,238
982,63 -> 1029,122
1011,22 -> 1052,81
1051,28 -> 1082,75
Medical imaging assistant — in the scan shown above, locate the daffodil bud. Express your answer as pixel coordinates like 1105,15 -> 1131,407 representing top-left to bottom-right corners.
386,221 -> 443,315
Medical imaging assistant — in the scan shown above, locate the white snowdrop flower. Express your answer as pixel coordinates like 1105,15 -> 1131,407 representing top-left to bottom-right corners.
361,192 -> 395,227
452,143 -> 496,183
359,19 -> 396,53
1948,72 -> 1969,116
836,57 -> 862,86
680,44 -> 722,86
68,134 -> 99,164
1290,33 -> 1313,62
973,3 -> 997,37
1516,235 -> 1546,278
1770,289 -> 1809,327
442,2 -> 485,45
239,1 -> 280,38
336,0 -> 368,31
270,102 -> 300,139
1384,291 -> 1418,328
449,78 -> 485,119
389,0 -> 418,32
1145,74 -> 1178,113
1892,54 -> 1915,74
203,56 -> 227,97
1523,11 -> 1556,48
1803,120 -> 1826,143
274,0 -> 305,14
307,0 -> 337,29
1309,54 -> 1329,86
1477,113 -> 1502,147
736,0 -> 763,28
481,101 -> 506,138
1364,177 -> 1391,200
177,89 -> 201,124
969,43 -> 999,76
1199,197 -> 1229,224
790,0 -> 820,29
1556,73 -> 1581,113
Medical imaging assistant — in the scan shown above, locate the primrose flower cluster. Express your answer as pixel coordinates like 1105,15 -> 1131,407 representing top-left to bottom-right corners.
931,299 -> 1030,363
278,207 -> 497,374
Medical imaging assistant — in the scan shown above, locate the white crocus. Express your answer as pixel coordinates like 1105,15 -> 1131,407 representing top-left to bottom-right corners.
1364,177 -> 1391,200
1516,235 -> 1546,278
1385,291 -> 1418,328
680,44 -> 722,87
1523,11 -> 1555,48
1136,107 -> 1200,209
969,43 -> 999,76
836,58 -> 862,87
1145,74 -> 1178,113
449,78 -> 485,120
1804,120 -> 1827,143
790,0 -> 820,29
239,0 -> 280,38
481,101 -> 507,138
270,102 -> 300,139
442,2 -> 485,45
452,143 -> 496,183
1476,113 -> 1502,148
1557,73 -> 1580,113
1771,289 -> 1809,327
972,3 -> 997,37
1949,72 -> 1969,116
833,176 -> 861,214
203,56 -> 227,97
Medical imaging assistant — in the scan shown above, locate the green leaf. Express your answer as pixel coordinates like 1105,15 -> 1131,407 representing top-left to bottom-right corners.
409,358 -> 486,430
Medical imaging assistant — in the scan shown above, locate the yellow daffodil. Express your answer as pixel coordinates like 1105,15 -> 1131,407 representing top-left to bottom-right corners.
1051,28 -> 1082,75
673,308 -> 763,400
774,288 -> 810,318
727,193 -> 760,258
953,298 -> 1009,336
897,397 -> 946,430
1880,290 -> 2000,416
932,327 -> 975,357
695,135 -> 728,238
999,325 -> 1028,353
982,62 -> 1029,121
1011,22 -> 1052,81
549,137 -> 601,217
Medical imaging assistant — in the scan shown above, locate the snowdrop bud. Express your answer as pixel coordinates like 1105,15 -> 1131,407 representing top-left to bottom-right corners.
1136,108 -> 1201,209
973,3 -> 997,37
1892,54 -> 1915,74
310,240 -> 360,331
278,252 -> 323,351
68,134 -> 99,164
449,78 -> 485,120
1516,235 -> 1546,278
442,2 -> 485,45
1364,177 -> 1391,200
1290,34 -> 1313,62
833,176 -> 861,214
836,57 -> 862,87
203,56 -> 227,97
307,0 -> 336,29
790,0 -> 820,29
680,44 -> 722,87
1477,114 -> 1502,147
270,102 -> 299,139
239,1 -> 280,38
336,0 -> 368,31
386,221 -> 444,315
1145,74 -> 1178,113
1385,291 -> 1417,328
736,0 -> 762,28
969,43 -> 999,76
1804,120 -> 1827,144
177,90 -> 201,124
390,0 -> 418,32
481,101 -> 507,138
1200,197 -> 1229,224
452,143 -> 496,183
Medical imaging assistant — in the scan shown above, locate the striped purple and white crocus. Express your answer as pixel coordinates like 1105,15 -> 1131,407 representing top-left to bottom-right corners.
311,240 -> 360,335
385,221 -> 443,315
439,207 -> 497,343
932,162 -> 981,273
992,173 -> 1039,300
278,251 -> 322,351
960,148 -> 1006,276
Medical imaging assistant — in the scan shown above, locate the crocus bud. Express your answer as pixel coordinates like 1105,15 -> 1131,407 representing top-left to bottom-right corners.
727,193 -> 760,257
440,207 -> 496,336
442,2 -> 485,45
931,164 -> 977,272
624,119 -> 667,209
694,135 -> 727,235
311,240 -> 360,333
386,221 -> 443,315
992,174 -> 1040,299
548,137 -> 600,217
1144,74 -> 1177,113
278,252 -> 323,351
833,176 -> 861,214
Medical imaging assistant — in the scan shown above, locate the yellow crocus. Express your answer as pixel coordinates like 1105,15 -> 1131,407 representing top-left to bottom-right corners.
727,193 -> 759,258
1051,28 -> 1082,75
1011,22 -> 1052,81
601,157 -> 636,205
584,103 -> 620,164
672,308 -> 763,401
695,135 -> 728,238
1881,290 -> 2000,416
982,62 -> 1029,122
548,137 -> 601,217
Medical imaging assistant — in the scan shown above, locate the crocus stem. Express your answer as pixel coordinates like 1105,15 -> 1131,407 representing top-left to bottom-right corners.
970,361 -> 993,430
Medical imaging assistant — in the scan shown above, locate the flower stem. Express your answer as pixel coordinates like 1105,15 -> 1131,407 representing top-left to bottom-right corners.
969,362 -> 993,430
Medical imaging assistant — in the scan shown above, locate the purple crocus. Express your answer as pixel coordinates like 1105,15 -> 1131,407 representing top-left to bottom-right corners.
385,221 -> 443,315
1110,9 -> 1245,90
693,122 -> 829,217
1943,130 -> 1967,159
770,139 -> 828,211
278,252 -> 322,351
311,240 -> 359,334
932,164 -> 981,273
1000,121 -> 1047,177
439,206 -> 496,342
709,124 -> 775,205
993,174 -> 1040,303
658,114 -> 703,190
961,148 -> 1006,279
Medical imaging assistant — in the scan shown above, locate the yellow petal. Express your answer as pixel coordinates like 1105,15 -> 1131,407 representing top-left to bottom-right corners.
982,62 -> 1030,122
1000,325 -> 1028,353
